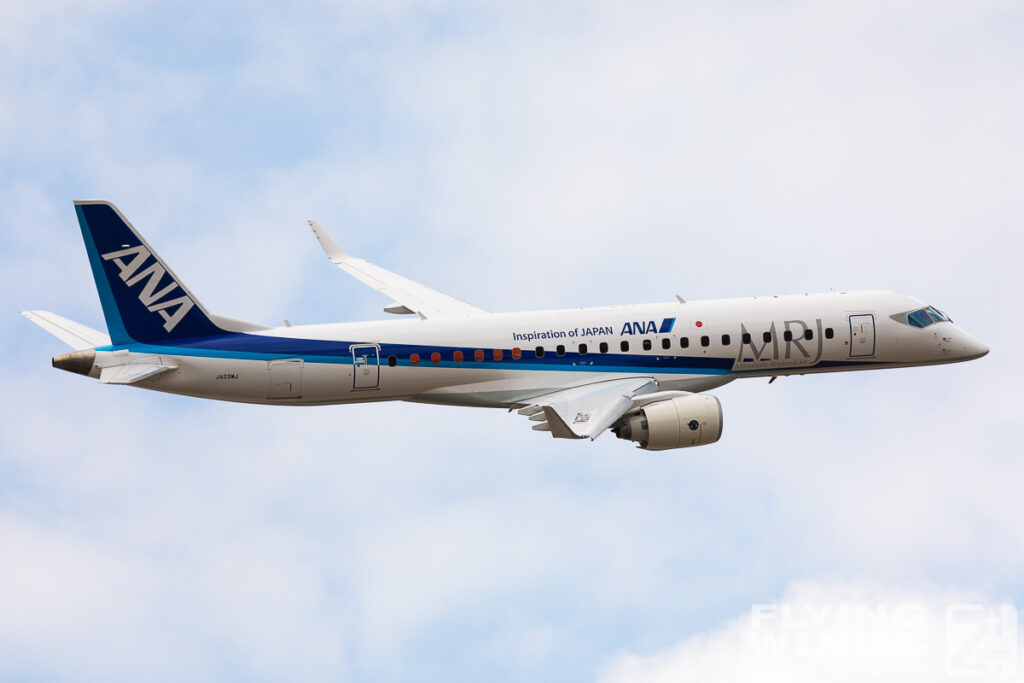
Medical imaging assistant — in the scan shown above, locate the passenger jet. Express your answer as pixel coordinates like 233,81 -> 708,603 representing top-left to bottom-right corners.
24,201 -> 989,450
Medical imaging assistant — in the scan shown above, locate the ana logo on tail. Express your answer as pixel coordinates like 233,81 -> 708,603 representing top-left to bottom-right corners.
101,245 -> 195,332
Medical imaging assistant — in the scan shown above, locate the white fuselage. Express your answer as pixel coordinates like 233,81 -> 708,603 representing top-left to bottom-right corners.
82,290 -> 988,408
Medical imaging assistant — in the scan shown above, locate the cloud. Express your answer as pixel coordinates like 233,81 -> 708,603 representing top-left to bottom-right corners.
1,0 -> 1022,681
599,579 -> 1023,683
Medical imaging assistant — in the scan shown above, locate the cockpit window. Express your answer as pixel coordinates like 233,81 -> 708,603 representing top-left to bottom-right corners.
907,309 -> 933,328
905,306 -> 950,328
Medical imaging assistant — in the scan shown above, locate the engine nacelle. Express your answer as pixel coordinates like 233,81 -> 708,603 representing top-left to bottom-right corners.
613,394 -> 723,451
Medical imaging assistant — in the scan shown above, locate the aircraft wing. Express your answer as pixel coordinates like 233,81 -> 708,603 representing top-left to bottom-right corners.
516,377 -> 660,440
308,220 -> 487,319
22,310 -> 111,350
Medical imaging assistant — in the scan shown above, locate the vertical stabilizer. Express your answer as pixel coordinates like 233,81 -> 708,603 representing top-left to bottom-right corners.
74,201 -> 225,344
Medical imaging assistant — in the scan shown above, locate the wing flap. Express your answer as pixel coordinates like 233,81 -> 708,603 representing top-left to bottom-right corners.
22,310 -> 111,350
519,377 -> 659,440
308,220 -> 487,319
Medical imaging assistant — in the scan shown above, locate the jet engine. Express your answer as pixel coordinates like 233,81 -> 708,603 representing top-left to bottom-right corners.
613,394 -> 723,451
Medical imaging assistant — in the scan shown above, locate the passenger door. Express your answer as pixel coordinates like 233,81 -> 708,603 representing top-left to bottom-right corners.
350,344 -> 380,390
848,314 -> 876,357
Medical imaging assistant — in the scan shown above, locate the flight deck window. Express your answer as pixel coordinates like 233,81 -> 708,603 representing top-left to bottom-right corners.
680,337 -> 689,348
643,339 -> 652,351
579,343 -> 588,355
925,306 -> 948,323
388,355 -> 397,367
721,334 -> 731,345
825,327 -> 834,339
453,350 -> 463,363
908,309 -> 934,328
783,330 -> 793,342
535,346 -> 545,358
742,332 -> 751,344
556,344 -> 566,356
620,340 -> 630,352
700,335 -> 710,347
763,331 -> 772,343
599,342 -> 609,353
662,338 -> 671,350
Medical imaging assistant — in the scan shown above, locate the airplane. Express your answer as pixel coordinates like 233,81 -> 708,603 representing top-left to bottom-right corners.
24,201 -> 989,451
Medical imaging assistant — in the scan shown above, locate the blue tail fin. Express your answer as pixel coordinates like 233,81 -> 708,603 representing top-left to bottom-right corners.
75,201 -> 226,344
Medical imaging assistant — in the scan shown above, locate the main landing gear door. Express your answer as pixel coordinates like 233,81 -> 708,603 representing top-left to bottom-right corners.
350,344 -> 380,390
848,314 -> 876,357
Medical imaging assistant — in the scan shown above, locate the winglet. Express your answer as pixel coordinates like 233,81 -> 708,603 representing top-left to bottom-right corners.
307,219 -> 487,319
308,220 -> 346,261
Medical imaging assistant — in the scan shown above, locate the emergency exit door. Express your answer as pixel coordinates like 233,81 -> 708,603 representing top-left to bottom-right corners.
848,314 -> 876,357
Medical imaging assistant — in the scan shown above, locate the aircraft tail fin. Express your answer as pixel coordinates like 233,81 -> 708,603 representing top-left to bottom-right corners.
73,201 -> 255,344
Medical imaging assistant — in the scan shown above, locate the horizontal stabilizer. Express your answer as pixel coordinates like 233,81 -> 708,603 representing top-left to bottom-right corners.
308,219 -> 487,319
22,310 -> 111,350
99,358 -> 177,385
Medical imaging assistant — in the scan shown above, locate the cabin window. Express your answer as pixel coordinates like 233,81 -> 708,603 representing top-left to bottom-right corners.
410,353 -> 420,366
825,327 -> 834,339
453,350 -> 463,363
662,338 -> 671,350
430,352 -> 440,364
680,337 -> 689,349
579,343 -> 588,355
556,344 -> 566,356
493,349 -> 503,361
763,331 -> 772,343
783,330 -> 793,342
620,340 -> 630,352
474,349 -> 484,362
387,355 -> 397,367
804,329 -> 813,341
535,346 -> 544,358
742,332 -> 751,344
700,335 -> 710,347
643,339 -> 652,351
721,334 -> 731,345
599,342 -> 609,353
512,347 -> 522,359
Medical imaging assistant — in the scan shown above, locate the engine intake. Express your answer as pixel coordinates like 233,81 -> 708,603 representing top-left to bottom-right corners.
613,394 -> 723,450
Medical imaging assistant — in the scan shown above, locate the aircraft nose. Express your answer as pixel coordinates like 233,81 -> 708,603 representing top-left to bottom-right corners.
957,330 -> 989,361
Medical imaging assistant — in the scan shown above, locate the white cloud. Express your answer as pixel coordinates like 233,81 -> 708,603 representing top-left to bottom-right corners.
1,0 -> 1022,681
600,579 -> 1023,683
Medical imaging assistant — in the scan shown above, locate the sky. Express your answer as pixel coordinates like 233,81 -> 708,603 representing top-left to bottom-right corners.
1,0 -> 1022,681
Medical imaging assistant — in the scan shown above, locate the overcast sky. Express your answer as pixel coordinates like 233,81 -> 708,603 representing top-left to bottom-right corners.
2,1 -> 1022,681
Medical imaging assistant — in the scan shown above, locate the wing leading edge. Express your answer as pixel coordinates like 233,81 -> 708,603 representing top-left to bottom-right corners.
308,220 -> 487,319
